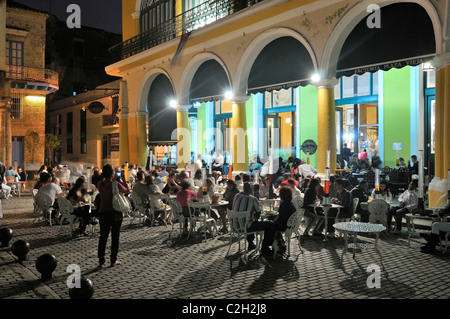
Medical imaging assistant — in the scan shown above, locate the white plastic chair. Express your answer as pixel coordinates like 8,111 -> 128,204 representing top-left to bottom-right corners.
149,194 -> 171,226
187,201 -> 218,241
32,189 -> 42,222
226,209 -> 263,257
292,195 -> 304,211
440,231 -> 450,254
368,199 -> 389,228
351,197 -> 360,221
34,192 -> 56,226
282,209 -> 304,257
167,198 -> 188,238
56,197 -> 79,236
129,192 -> 149,226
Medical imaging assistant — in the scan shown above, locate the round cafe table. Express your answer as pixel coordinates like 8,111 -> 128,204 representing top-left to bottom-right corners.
309,203 -> 343,241
210,200 -> 229,208
333,221 -> 386,270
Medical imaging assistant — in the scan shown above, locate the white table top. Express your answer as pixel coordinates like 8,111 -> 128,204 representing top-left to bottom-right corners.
333,221 -> 386,233
210,200 -> 229,207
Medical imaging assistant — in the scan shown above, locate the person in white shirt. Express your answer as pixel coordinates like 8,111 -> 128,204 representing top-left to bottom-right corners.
128,164 -> 138,186
287,179 -> 302,199
159,166 -> 169,178
299,159 -> 317,178
194,154 -> 203,172
370,180 -> 393,201
387,181 -> 418,233
213,150 -> 224,173
39,177 -> 63,206
260,161 -> 270,178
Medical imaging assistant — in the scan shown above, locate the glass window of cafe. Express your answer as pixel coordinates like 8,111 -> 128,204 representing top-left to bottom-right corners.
335,72 -> 379,158
264,88 -> 296,159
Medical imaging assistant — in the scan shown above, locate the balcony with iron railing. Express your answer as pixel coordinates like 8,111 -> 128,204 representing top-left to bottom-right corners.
108,0 -> 264,63
5,64 -> 59,88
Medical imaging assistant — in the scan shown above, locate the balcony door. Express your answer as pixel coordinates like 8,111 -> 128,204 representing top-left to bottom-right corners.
6,41 -> 24,78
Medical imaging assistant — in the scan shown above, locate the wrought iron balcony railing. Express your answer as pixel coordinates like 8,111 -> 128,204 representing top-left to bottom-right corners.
5,64 -> 59,87
109,0 -> 264,63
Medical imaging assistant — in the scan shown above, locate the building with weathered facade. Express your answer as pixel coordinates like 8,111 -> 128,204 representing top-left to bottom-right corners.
1,0 -> 58,171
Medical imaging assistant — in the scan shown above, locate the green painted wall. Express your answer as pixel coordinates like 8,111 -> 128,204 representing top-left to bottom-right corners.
383,67 -> 411,167
197,103 -> 206,155
245,95 -> 254,156
299,85 -> 318,167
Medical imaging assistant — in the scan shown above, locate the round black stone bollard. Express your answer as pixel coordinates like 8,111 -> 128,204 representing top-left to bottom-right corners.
35,253 -> 57,281
11,239 -> 30,262
0,227 -> 13,247
69,278 -> 94,299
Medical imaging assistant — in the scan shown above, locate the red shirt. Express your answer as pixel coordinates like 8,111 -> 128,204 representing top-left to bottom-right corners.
280,179 -> 298,187
97,179 -> 130,213
176,188 -> 197,207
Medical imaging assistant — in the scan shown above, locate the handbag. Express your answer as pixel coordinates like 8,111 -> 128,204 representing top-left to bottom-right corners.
112,180 -> 131,213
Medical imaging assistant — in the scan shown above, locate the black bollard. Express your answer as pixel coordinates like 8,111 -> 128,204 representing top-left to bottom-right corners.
69,278 -> 94,299
0,227 -> 13,247
35,253 -> 57,281
11,239 -> 30,262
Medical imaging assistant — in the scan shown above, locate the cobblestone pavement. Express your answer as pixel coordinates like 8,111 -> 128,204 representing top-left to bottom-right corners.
0,194 -> 449,302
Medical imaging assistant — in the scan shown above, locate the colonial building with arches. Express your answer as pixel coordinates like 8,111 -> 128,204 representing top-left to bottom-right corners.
106,0 -> 450,206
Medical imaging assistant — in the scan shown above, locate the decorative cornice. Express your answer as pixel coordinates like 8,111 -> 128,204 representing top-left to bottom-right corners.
177,104 -> 191,112
432,52 -> 450,70
232,95 -> 250,104
312,78 -> 339,89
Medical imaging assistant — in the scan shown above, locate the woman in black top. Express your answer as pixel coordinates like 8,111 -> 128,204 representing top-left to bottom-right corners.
67,177 -> 91,236
218,180 -> 240,233
302,178 -> 324,235
274,187 -> 296,231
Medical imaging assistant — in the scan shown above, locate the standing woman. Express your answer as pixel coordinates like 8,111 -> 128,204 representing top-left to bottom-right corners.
96,164 -> 130,268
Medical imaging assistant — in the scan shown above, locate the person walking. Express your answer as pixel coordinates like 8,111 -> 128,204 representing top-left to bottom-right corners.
96,164 -> 130,268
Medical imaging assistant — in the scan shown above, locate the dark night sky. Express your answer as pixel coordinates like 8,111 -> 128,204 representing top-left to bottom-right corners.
12,0 -> 122,34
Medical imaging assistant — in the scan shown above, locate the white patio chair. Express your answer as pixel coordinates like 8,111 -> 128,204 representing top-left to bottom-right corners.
351,197 -> 360,221
281,209 -> 304,257
167,198 -> 188,238
368,199 -> 389,231
32,189 -> 42,222
440,231 -> 450,254
149,194 -> 171,226
226,209 -> 263,257
187,201 -> 218,241
129,192 -> 149,226
34,192 -> 56,226
292,195 -> 304,211
56,197 -> 79,236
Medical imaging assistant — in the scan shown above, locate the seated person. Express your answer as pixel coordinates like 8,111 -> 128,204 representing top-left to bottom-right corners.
274,187 -> 297,232
193,169 -> 204,187
302,178 -> 324,236
233,182 -> 275,255
286,179 -> 302,199
351,180 -> 370,222
216,179 -> 240,233
67,177 -> 91,236
420,205 -> 450,254
39,177 -> 63,208
327,179 -> 354,233
387,180 -> 418,233
162,172 -> 181,194
176,181 -> 198,231
371,180 -> 393,201
235,174 -> 243,192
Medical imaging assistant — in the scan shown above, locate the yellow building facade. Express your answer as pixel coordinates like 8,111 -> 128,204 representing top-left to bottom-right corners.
1,1 -> 58,172
107,0 -> 450,205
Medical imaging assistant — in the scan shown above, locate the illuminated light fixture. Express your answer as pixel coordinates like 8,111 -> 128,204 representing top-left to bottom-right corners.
311,73 -> 320,83
224,91 -> 233,100
423,62 -> 434,72
286,117 -> 291,124
194,102 -> 201,108
169,99 -> 177,108
26,95 -> 45,101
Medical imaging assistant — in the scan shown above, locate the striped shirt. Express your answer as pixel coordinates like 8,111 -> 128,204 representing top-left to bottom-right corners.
232,192 -> 261,214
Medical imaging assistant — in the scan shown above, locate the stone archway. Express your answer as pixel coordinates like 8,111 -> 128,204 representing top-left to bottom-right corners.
233,27 -> 318,96
321,0 -> 442,78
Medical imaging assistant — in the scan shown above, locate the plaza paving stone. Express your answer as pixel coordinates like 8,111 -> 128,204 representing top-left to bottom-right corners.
0,193 -> 449,301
